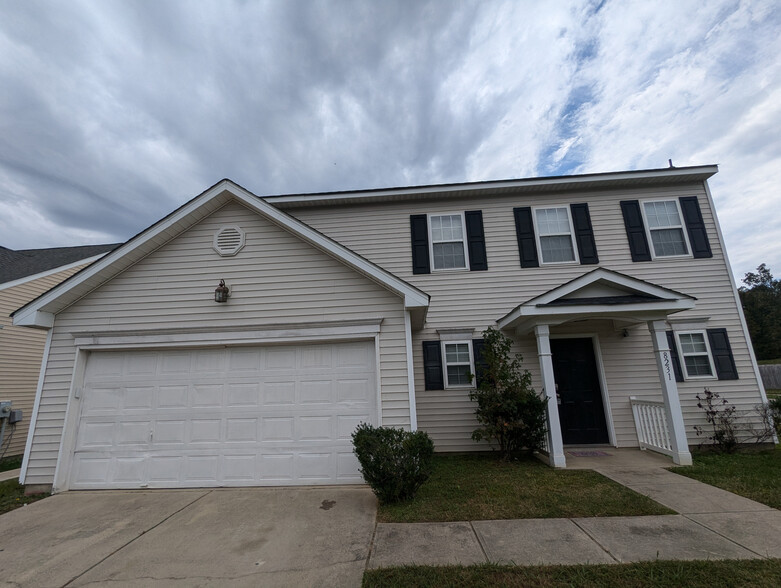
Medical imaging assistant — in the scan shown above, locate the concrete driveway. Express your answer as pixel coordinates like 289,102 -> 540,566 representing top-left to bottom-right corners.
0,486 -> 377,587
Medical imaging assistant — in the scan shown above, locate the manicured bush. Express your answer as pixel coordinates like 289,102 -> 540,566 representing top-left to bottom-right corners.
470,327 -> 547,458
352,423 -> 434,504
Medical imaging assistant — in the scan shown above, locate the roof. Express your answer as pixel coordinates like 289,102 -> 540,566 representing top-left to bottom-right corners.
0,244 -> 120,284
263,164 -> 719,208
12,180 -> 430,329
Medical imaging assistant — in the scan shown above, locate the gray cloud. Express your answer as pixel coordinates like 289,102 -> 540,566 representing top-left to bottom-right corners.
1,0 -> 780,282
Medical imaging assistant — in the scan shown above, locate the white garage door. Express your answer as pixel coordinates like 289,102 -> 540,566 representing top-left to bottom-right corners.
69,341 -> 377,489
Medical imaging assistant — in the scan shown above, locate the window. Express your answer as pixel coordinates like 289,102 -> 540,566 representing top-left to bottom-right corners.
533,207 -> 577,264
429,213 -> 468,270
642,200 -> 689,258
442,341 -> 474,388
675,331 -> 716,379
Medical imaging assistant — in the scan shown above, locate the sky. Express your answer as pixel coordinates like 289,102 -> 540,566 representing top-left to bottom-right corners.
1,0 -> 779,284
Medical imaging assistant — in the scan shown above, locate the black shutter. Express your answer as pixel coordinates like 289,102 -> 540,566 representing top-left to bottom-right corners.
422,341 -> 444,390
666,331 -> 684,382
707,328 -> 738,380
620,200 -> 652,262
472,338 -> 486,388
513,207 -> 539,268
464,211 -> 488,271
410,215 -> 430,274
679,197 -> 712,259
570,203 -> 599,264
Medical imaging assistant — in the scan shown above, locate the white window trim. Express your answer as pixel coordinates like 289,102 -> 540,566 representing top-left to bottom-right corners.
674,330 -> 717,380
640,199 -> 692,260
531,206 -> 579,265
427,212 -> 470,272
441,339 -> 475,389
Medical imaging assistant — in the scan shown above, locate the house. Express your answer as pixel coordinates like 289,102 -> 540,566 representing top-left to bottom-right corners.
12,165 -> 769,493
0,244 -> 118,459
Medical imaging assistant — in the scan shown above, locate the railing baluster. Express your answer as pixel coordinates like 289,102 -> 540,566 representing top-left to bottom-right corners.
630,397 -> 674,458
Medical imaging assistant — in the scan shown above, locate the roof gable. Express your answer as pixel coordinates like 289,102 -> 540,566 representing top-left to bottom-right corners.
13,180 -> 429,329
497,268 -> 696,332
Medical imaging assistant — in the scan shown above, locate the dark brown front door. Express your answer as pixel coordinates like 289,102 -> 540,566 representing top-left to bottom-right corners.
551,337 -> 609,445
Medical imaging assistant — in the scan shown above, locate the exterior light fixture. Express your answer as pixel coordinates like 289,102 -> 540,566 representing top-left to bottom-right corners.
214,279 -> 229,303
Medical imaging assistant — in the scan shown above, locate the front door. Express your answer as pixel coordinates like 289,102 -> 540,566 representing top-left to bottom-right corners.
551,337 -> 609,445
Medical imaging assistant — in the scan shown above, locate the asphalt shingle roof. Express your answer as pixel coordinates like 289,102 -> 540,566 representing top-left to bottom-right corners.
0,243 -> 120,285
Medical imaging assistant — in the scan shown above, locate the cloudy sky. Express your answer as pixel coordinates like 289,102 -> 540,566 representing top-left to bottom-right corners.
1,0 -> 779,283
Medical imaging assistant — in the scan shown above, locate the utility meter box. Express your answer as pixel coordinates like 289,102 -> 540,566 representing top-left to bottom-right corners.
9,409 -> 22,424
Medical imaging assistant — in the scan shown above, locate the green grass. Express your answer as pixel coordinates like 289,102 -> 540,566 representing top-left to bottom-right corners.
766,389 -> 780,399
0,479 -> 47,515
0,455 -> 23,473
670,448 -> 781,509
362,560 -> 781,588
377,454 -> 673,523
758,358 -> 781,365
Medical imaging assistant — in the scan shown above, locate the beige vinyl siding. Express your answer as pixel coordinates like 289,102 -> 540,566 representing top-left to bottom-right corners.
0,266 -> 89,457
288,183 -> 763,451
24,201 -> 409,485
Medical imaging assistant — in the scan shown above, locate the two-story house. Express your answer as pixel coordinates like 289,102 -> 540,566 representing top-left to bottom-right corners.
13,165 -> 768,493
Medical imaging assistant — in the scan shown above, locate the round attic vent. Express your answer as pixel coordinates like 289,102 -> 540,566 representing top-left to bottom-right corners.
213,225 -> 245,256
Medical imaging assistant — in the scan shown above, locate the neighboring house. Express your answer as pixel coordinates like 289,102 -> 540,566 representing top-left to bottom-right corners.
12,165 -> 769,493
0,244 -> 118,458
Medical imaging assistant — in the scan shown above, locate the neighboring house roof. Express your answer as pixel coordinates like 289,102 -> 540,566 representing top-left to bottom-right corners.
12,179 -> 430,329
264,165 -> 719,208
0,244 -> 120,285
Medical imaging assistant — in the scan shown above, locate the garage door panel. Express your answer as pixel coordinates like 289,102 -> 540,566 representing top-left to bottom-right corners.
71,341 -> 378,489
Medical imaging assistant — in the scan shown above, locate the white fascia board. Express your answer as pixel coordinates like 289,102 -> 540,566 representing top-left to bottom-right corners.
529,268 -> 694,306
0,253 -> 107,293
266,166 -> 719,205
497,299 -> 695,329
13,310 -> 55,329
12,180 -> 429,323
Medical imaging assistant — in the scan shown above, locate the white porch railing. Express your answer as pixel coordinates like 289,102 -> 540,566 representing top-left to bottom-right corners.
630,397 -> 674,457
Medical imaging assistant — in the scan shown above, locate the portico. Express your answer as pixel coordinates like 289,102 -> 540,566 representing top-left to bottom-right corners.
497,268 -> 696,468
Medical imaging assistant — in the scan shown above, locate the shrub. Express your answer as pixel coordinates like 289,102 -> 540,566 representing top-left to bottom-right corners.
351,423 -> 434,504
769,397 -> 781,437
693,389 -> 738,453
469,327 -> 547,458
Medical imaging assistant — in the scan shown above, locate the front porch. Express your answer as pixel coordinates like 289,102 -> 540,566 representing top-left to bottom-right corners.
497,269 -> 697,469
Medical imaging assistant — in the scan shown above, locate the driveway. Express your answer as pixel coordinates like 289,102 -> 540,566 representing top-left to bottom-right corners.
0,486 -> 377,587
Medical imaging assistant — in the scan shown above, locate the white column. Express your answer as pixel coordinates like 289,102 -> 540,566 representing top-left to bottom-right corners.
535,324 -> 566,468
647,320 -> 693,466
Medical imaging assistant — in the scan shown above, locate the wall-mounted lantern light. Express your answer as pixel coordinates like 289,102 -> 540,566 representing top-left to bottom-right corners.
214,279 -> 229,303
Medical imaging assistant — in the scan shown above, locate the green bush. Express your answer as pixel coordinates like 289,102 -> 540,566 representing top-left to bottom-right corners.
470,327 -> 547,458
351,423 -> 434,504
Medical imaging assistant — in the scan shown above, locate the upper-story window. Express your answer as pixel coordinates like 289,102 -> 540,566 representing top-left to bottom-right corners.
429,214 -> 468,270
620,196 -> 712,262
410,211 -> 487,274
533,207 -> 578,264
642,200 -> 690,258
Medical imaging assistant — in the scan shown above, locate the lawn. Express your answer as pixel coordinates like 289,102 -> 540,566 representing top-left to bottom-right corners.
0,455 -> 23,473
362,560 -> 781,588
0,480 -> 47,515
766,389 -> 780,399
670,447 -> 781,509
377,454 -> 673,523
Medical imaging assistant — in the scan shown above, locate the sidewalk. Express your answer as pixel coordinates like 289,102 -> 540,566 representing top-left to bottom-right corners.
0,468 -> 21,483
367,450 -> 781,568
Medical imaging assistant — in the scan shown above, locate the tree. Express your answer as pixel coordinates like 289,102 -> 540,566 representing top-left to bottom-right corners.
739,263 -> 781,360
469,327 -> 547,458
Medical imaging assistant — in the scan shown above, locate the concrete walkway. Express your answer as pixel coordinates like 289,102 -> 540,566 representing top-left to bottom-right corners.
0,468 -> 21,482
368,449 -> 781,568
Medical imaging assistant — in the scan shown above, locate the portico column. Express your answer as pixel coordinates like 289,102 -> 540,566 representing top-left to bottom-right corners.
534,324 -> 566,468
647,320 -> 693,465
